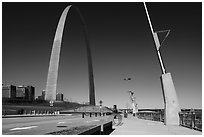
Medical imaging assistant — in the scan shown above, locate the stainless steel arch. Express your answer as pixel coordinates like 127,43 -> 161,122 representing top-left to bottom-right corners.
45,5 -> 96,106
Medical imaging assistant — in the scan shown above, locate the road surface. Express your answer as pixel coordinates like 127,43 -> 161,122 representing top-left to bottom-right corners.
2,114 -> 109,135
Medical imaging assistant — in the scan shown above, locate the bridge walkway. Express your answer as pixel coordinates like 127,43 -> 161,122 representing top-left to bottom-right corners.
110,115 -> 202,135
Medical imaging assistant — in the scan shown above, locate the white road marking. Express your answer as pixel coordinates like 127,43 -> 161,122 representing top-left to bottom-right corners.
4,131 -> 21,135
93,120 -> 100,122
10,126 -> 38,131
57,122 -> 66,124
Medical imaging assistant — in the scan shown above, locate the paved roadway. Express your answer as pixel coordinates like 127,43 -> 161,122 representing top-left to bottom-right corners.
2,114 -> 109,135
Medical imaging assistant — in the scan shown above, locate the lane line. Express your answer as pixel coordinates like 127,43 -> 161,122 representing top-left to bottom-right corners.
4,131 -> 21,135
10,126 -> 38,131
57,122 -> 66,124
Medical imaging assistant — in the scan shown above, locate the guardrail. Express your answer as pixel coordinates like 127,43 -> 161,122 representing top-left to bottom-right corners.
179,111 -> 202,131
137,111 -> 164,122
81,112 -> 122,126
137,110 -> 202,132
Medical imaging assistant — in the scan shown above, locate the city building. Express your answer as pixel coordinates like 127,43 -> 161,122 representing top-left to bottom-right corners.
56,93 -> 63,101
37,90 -> 46,100
2,84 -> 35,101
2,85 -> 16,99
42,90 -> 46,97
26,86 -> 35,101
16,86 -> 28,99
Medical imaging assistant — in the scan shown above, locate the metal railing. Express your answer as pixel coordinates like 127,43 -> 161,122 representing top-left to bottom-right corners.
179,111 -> 202,131
137,111 -> 164,122
136,109 -> 202,132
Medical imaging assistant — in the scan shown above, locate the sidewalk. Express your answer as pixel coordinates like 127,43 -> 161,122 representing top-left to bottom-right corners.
111,116 -> 202,135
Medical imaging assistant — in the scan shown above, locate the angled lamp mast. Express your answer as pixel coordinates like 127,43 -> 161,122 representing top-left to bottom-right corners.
143,2 -> 180,125
143,3 -> 169,74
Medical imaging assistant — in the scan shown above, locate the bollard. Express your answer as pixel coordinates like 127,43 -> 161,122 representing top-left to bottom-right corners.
100,123 -> 104,135
99,113 -> 101,116
82,113 -> 85,118
95,113 -> 97,117
90,113 -> 92,117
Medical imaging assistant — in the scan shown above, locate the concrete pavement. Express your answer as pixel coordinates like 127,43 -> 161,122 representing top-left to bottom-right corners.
111,116 -> 202,135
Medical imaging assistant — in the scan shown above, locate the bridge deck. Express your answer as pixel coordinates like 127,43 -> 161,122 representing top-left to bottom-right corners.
111,115 -> 201,135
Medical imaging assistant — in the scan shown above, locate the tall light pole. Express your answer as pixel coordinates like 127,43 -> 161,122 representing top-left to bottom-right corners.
99,100 -> 103,115
143,2 -> 180,125
143,3 -> 168,74
123,78 -> 138,117
123,77 -> 132,91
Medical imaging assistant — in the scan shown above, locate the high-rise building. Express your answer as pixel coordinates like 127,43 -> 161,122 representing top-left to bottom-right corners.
56,93 -> 63,101
42,90 -> 46,97
3,84 -> 35,101
37,90 -> 46,100
26,86 -> 35,101
16,86 -> 28,99
2,85 -> 16,99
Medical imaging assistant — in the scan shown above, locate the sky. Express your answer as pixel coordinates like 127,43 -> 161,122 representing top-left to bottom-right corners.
2,2 -> 202,109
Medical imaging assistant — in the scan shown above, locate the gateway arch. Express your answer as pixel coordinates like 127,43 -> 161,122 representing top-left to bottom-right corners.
45,5 -> 96,106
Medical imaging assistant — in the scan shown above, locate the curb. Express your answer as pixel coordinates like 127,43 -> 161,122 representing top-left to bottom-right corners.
2,114 -> 65,118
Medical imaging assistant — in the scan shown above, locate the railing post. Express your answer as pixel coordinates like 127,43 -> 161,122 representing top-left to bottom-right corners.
191,112 -> 195,129
160,113 -> 162,122
179,112 -> 183,126
183,113 -> 186,126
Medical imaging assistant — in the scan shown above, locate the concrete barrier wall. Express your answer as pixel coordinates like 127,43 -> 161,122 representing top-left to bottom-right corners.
78,121 -> 113,135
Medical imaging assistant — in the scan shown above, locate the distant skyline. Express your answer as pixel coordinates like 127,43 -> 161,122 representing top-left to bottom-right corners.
2,2 -> 202,109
